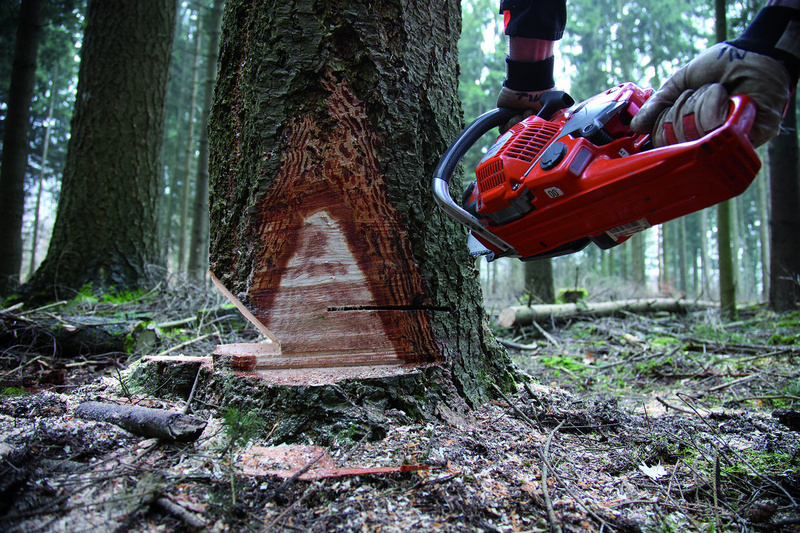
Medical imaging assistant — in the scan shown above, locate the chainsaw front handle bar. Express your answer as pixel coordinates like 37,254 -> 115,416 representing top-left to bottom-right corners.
432,107 -> 521,255
432,91 -> 575,256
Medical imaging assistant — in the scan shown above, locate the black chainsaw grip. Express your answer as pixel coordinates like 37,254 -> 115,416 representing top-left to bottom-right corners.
432,107 -> 520,187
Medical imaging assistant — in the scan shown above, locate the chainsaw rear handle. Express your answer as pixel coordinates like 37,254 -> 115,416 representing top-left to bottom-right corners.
432,107 -> 521,254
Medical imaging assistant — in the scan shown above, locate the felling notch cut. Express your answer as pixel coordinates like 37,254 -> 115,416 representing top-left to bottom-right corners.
210,75 -> 444,381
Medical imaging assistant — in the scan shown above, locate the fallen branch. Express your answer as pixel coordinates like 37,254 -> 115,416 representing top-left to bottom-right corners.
541,420 -> 564,533
74,401 -> 207,442
154,497 -> 206,530
497,338 -> 538,351
492,383 -> 539,428
655,396 -> 695,415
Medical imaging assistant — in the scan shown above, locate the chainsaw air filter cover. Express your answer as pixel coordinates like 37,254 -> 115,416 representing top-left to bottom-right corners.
464,82 -> 761,261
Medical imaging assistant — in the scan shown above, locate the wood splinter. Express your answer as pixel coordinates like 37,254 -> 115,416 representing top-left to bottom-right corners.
74,401 -> 207,442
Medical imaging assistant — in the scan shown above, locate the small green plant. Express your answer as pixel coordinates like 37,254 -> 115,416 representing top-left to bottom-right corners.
220,406 -> 262,457
784,378 -> 800,398
635,355 -> 674,375
776,311 -> 800,328
722,450 -> 796,478
556,287 -> 588,304
73,283 -> 99,305
1,387 -> 26,396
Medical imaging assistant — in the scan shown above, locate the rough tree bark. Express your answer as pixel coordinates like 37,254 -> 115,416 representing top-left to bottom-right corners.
768,95 -> 800,311
0,0 -> 44,296
22,0 -> 177,300
208,0 -> 512,407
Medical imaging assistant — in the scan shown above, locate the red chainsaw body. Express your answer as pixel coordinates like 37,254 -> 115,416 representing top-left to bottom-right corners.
464,82 -> 761,260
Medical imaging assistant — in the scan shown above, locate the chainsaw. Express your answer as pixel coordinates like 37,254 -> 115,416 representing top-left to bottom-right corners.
432,82 -> 761,262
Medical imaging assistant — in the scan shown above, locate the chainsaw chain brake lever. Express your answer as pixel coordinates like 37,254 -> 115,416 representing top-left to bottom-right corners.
432,107 -> 521,255
432,91 -> 574,256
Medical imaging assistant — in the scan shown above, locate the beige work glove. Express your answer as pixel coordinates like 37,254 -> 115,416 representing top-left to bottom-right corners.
497,56 -> 558,132
631,43 -> 792,147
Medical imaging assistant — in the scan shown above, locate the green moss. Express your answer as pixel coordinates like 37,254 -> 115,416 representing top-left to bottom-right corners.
1,387 -> 26,396
768,332 -> 799,346
776,311 -> 800,328
540,355 -> 585,372
650,336 -> 679,347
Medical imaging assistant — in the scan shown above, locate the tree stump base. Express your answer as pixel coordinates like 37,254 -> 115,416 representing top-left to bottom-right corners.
127,352 -> 465,446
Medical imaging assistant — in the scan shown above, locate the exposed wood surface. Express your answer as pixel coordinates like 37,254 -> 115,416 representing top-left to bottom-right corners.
213,76 -> 443,367
210,271 -> 281,346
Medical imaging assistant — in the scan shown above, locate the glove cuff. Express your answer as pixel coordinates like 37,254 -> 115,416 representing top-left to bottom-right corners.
504,56 -> 555,92
729,6 -> 800,85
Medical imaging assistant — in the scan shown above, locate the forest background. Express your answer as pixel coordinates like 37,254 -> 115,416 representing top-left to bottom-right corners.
0,0 -> 796,314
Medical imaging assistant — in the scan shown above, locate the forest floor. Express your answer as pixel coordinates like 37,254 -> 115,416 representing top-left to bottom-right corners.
2,284 -> 800,532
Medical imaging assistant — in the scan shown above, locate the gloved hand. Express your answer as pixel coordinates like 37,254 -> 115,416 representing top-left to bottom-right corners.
639,83 -> 731,147
631,42 -> 793,148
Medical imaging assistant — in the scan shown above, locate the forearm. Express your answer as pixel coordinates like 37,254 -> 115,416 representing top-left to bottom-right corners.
509,37 -> 554,62
731,1 -> 800,83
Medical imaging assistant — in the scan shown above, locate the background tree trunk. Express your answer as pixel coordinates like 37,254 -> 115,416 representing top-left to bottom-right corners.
187,0 -> 224,283
177,21 -> 202,274
208,0 -> 512,406
28,73 -> 57,279
23,0 -> 177,300
525,260 -> 554,304
768,95 -> 800,311
715,0 -> 737,319
0,0 -> 44,296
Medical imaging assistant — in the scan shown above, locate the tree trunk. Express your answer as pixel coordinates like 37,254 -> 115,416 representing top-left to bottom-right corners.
0,0 -> 44,296
23,0 -> 177,300
208,0 -> 512,406
524,259 -> 554,304
161,6 -> 191,263
757,147 -> 770,301
631,232 -> 645,287
187,0 -> 224,283
768,95 -> 800,311
28,73 -> 57,279
715,0 -> 737,319
177,18 -> 202,274
678,218 -> 688,295
700,208 -> 711,298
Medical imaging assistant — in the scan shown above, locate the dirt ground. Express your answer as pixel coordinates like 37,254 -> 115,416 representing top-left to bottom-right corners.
2,291 -> 800,532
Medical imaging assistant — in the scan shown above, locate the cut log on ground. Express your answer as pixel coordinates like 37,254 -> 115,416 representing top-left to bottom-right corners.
74,401 -> 207,442
498,299 -> 716,328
